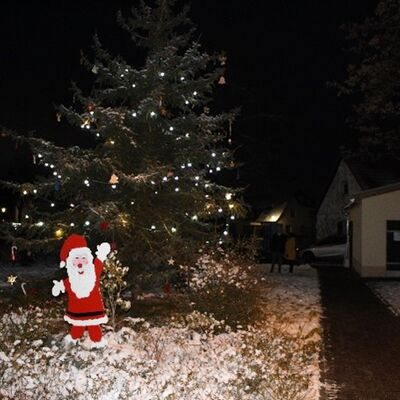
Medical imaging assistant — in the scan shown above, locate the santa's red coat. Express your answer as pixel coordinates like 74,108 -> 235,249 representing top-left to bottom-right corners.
63,258 -> 108,326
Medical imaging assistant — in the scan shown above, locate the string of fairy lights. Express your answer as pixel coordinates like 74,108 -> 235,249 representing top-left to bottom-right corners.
1,64 -> 235,245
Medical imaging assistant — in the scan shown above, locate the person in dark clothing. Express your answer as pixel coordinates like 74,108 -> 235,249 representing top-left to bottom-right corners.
270,230 -> 287,273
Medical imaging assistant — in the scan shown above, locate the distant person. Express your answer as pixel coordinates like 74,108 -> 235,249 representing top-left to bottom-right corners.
285,233 -> 297,273
270,229 -> 287,273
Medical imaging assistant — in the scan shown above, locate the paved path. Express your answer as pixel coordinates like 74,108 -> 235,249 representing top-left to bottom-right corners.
319,267 -> 400,400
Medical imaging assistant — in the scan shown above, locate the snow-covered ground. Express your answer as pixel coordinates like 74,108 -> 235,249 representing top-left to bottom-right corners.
0,264 -> 321,400
367,281 -> 400,316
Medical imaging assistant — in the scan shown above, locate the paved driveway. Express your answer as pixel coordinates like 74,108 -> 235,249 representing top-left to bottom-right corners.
319,267 -> 400,399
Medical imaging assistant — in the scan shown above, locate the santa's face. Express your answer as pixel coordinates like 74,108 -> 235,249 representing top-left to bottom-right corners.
66,248 -> 96,299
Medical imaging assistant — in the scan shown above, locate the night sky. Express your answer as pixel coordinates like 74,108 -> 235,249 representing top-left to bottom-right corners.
0,0 -> 378,210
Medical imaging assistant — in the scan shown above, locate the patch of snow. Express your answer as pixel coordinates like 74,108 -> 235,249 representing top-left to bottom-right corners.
367,281 -> 400,315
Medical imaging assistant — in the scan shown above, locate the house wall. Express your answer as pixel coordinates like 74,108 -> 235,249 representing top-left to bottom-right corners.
317,160 -> 362,240
360,190 -> 400,277
349,203 -> 362,275
279,198 -> 315,238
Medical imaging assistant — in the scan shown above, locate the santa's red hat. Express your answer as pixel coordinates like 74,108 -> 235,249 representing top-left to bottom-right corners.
59,234 -> 89,268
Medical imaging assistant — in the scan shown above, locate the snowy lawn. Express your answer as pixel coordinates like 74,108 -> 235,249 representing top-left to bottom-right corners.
0,263 -> 321,400
367,280 -> 400,316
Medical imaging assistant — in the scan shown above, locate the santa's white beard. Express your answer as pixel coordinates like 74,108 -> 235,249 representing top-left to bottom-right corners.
66,260 -> 96,299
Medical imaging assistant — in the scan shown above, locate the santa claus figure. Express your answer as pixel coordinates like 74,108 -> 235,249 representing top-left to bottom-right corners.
52,234 -> 111,348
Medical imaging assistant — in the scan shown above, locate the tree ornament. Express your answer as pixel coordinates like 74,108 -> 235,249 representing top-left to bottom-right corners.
56,112 -> 62,122
203,106 -> 210,114
87,103 -> 95,113
54,180 -> 61,192
11,245 -> 17,263
109,173 -> 119,185
52,234 -> 111,348
99,221 -> 109,231
166,169 -> 174,178
163,280 -> 172,296
7,275 -> 17,285
167,257 -> 175,266
92,65 -> 99,74
218,76 -> 226,85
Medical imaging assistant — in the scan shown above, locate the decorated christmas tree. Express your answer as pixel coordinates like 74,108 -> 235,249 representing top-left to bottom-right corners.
0,0 -> 244,275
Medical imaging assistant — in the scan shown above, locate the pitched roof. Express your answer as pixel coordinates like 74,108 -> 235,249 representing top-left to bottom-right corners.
344,157 -> 400,190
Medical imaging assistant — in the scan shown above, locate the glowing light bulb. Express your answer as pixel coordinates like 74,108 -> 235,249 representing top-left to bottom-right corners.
195,176 -> 200,180
130,201 -> 135,205
84,179 -> 89,185
132,112 -> 137,117
96,133 -> 100,137
50,164 -> 54,169
70,223 -> 75,227
171,227 -> 177,233
1,207 -> 6,213
111,184 -> 117,189
211,152 -> 216,157
218,208 -> 223,213
33,189 -> 37,194
22,190 -> 28,195
50,203 -> 55,207
53,171 -> 57,176
229,203 -> 234,210
44,163 -> 49,167
174,176 -> 179,181
163,177 -> 168,182
36,221 -> 44,227
209,169 -> 213,173
57,175 -> 62,179
230,215 -> 235,220
175,187 -> 180,192
169,126 -> 174,131
180,76 -> 185,81
84,221 -> 90,226
187,162 -> 192,167
132,83 -> 136,88
25,214 -> 29,219
150,111 -> 156,117
185,100 -> 189,105
70,203 -> 75,208
55,228 -> 64,238
181,164 -> 186,169
38,154 -> 42,158
192,215 -> 198,221
225,193 -> 233,200
193,91 -> 198,96
216,166 -> 221,171
185,133 -> 190,138
151,225 -> 156,230
110,140 -> 115,145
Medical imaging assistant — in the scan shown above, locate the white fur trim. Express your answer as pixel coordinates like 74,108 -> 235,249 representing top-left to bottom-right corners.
63,334 -> 78,345
90,337 -> 108,349
60,261 -> 66,269
64,315 -> 108,326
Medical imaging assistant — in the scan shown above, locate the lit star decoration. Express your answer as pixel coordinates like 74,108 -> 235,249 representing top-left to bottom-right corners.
7,275 -> 17,285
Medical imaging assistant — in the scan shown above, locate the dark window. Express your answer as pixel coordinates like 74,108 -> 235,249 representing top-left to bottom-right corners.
337,221 -> 344,235
387,220 -> 400,270
343,182 -> 349,195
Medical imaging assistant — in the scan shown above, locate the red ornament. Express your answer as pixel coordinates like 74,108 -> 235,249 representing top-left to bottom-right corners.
11,245 -> 17,263
163,281 -> 172,296
99,221 -> 109,231
87,103 -> 94,112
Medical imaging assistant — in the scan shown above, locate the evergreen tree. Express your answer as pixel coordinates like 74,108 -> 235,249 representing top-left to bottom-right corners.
1,0 -> 244,274
338,0 -> 400,159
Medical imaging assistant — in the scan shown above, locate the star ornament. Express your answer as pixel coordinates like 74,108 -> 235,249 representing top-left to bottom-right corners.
167,257 -> 175,266
7,275 -> 17,285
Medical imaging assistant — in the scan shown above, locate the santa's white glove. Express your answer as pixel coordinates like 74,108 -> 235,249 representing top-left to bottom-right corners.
52,280 -> 65,297
95,242 -> 111,262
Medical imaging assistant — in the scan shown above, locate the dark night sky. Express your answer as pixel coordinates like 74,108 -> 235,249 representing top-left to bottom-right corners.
0,0 -> 378,209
